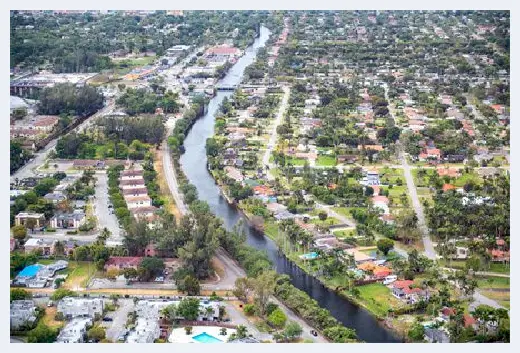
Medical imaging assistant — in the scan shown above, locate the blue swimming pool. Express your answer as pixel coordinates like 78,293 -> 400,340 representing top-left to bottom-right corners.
300,252 -> 318,260
192,332 -> 223,343
17,264 -> 43,278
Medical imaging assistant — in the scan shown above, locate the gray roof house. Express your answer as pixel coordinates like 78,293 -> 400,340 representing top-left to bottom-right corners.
424,327 -> 450,343
50,211 -> 86,229
10,300 -> 37,330
44,193 -> 67,204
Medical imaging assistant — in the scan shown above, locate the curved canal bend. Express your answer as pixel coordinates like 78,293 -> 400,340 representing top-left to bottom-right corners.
179,26 -> 400,343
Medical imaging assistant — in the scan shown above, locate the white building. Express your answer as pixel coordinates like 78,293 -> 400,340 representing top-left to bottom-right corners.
56,317 -> 92,343
124,195 -> 152,209
126,317 -> 160,343
57,297 -> 104,319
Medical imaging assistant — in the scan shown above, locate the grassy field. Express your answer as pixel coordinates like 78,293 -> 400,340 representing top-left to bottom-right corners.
452,172 -> 484,187
39,261 -> 100,289
353,283 -> 403,317
310,217 -> 341,227
286,157 -> 308,166
316,155 -> 337,167
331,207 -> 363,220
333,229 -> 356,238
476,276 -> 510,289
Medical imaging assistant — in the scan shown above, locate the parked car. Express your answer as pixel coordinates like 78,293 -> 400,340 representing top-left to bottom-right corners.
102,317 -> 113,322
47,300 -> 54,307
383,275 -> 398,285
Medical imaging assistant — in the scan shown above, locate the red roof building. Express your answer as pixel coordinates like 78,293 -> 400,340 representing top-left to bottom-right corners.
104,256 -> 142,271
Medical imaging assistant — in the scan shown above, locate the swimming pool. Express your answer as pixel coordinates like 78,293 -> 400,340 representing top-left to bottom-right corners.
192,332 -> 223,343
300,252 -> 318,260
17,264 -> 43,278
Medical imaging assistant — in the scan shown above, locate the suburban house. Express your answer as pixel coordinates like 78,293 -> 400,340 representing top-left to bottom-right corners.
104,256 -> 142,271
56,317 -> 93,343
50,211 -> 86,229
122,187 -> 149,197
44,192 -> 67,204
10,300 -> 38,330
424,327 -> 450,343
57,297 -> 104,319
14,212 -> 45,229
391,280 -> 428,304
120,169 -> 144,181
127,317 -> 160,343
24,238 -> 56,256
124,195 -> 152,209
131,206 -> 158,220
371,195 -> 390,215
120,179 -> 146,189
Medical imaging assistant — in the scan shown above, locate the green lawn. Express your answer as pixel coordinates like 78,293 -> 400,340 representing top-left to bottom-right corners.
310,217 -> 341,227
333,229 -> 356,238
452,172 -> 483,188
476,276 -> 510,290
263,219 -> 279,241
316,155 -> 337,167
286,157 -> 307,166
353,283 -> 404,317
331,207 -> 363,219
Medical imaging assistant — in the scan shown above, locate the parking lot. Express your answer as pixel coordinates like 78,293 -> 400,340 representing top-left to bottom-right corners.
101,299 -> 135,342
94,173 -> 122,242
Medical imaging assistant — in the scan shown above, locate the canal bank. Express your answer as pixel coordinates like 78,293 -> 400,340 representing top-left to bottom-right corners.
178,25 -> 400,343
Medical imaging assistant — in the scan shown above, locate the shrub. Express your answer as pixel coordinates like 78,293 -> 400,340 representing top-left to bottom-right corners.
243,304 -> 256,316
267,308 -> 287,329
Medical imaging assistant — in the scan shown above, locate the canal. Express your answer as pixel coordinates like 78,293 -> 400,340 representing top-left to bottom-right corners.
179,26 -> 400,343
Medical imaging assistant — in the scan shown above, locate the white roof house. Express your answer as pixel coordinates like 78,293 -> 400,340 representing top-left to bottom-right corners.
56,317 -> 92,343
57,297 -> 104,319
10,300 -> 37,330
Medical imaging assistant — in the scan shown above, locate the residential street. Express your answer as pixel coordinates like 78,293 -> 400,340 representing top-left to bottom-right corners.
399,145 -> 437,260
263,85 -> 290,180
10,100 -> 116,184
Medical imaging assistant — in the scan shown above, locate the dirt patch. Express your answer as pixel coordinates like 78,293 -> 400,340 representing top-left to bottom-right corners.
154,149 -> 181,221
41,307 -> 64,330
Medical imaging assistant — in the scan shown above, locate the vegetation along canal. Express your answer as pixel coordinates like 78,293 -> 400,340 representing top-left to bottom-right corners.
179,25 -> 400,343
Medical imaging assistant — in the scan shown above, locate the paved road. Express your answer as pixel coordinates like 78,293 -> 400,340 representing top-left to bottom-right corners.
10,100 -> 116,184
470,291 -> 507,312
263,85 -> 290,180
398,145 -> 436,260
162,117 -> 188,215
94,172 -> 122,243
271,298 -> 328,342
104,299 -> 135,341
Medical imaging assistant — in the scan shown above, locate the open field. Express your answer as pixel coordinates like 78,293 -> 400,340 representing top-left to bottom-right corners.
351,283 -> 403,318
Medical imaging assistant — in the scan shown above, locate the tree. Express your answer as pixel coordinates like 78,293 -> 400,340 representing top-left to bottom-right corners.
106,267 -> 119,279
283,321 -> 303,341
11,288 -> 32,302
11,225 -> 27,241
87,325 -> 106,342
178,275 -> 201,296
268,308 -> 287,329
408,323 -> 425,342
233,277 -> 252,303
176,298 -> 200,321
236,325 -> 248,339
377,238 -> 395,255
323,326 -> 357,342
184,326 -> 193,335
219,327 -> 227,336
243,304 -> 256,316
251,270 -> 277,316
50,288 -> 77,301
138,257 -> 165,281
122,267 -> 138,280
27,323 -> 58,343
318,211 -> 328,221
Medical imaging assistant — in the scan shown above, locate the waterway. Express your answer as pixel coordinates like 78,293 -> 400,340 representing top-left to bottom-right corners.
179,26 -> 400,343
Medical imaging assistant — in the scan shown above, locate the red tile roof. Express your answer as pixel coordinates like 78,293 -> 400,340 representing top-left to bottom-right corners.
393,280 -> 415,289
104,256 -> 141,268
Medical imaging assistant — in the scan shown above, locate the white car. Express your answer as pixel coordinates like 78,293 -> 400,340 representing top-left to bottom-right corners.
383,275 -> 397,285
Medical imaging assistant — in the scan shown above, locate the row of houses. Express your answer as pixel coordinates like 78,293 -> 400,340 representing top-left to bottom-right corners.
119,165 -> 158,222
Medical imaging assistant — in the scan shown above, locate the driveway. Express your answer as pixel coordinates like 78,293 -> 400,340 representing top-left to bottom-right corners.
94,173 -> 122,242
103,299 -> 135,341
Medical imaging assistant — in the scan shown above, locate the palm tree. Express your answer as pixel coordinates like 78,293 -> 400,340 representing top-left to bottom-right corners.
236,325 -> 248,339
219,327 -> 227,336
